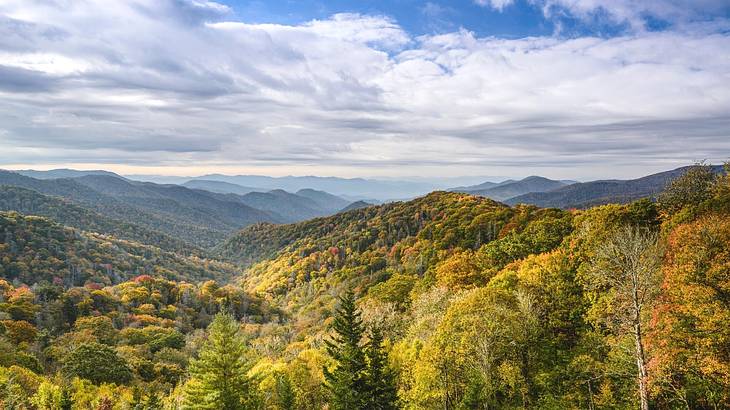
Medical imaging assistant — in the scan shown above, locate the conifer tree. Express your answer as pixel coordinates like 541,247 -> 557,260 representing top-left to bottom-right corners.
274,372 -> 296,410
60,387 -> 73,410
183,311 -> 259,409
365,326 -> 399,410
145,392 -> 161,410
324,290 -> 369,410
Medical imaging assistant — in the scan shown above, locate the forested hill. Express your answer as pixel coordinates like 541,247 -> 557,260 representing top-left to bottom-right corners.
216,191 -> 520,266
455,175 -> 570,200
0,170 -> 362,250
0,186 -> 193,253
220,191 -> 576,322
0,164 -> 728,409
0,170 -> 255,248
0,211 -> 241,286
508,164 -> 725,208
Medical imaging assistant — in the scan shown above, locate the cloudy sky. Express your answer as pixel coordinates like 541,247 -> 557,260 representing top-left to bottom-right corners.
1,0 -> 729,180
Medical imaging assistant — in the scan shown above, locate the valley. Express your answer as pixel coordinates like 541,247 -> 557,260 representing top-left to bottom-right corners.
0,163 -> 727,408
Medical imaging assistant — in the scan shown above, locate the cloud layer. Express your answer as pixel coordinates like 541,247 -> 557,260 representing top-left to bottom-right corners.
0,0 -> 728,179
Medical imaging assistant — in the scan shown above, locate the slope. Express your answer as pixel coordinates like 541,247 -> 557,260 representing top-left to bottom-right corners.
0,170 -> 283,247
0,186 -> 194,253
234,189 -> 327,223
464,176 -> 569,201
73,175 -> 276,232
182,179 -> 260,195
507,165 -> 724,208
0,211 -> 241,286
338,200 -> 373,213
216,191 -> 574,344
295,188 -> 350,213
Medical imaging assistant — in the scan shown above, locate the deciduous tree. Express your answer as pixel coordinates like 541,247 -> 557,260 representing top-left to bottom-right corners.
589,226 -> 661,410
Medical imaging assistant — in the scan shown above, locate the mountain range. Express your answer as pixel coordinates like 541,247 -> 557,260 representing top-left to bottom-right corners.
0,164 -> 720,253
129,173 -> 493,201
0,163 -> 727,408
445,166 -> 725,209
0,170 -> 361,249
505,165 -> 725,208
450,176 -> 573,201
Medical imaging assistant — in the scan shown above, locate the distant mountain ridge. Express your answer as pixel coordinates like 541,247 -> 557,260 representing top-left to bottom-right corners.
507,165 -> 725,209
451,176 -> 571,201
0,171 -> 277,248
186,174 -> 438,200
182,179 -> 260,195
295,188 -> 351,213
338,200 -> 373,213
0,185 -> 194,253
15,168 -> 123,180
0,170 -> 357,248
4,165 -> 723,252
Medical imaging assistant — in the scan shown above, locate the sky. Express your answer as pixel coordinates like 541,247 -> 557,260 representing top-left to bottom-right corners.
0,0 -> 729,180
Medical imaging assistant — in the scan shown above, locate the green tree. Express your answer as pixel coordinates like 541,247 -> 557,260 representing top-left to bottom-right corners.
3,373 -> 29,409
657,162 -> 717,214
324,290 -> 369,410
145,392 -> 161,410
274,372 -> 295,410
62,342 -> 133,385
60,387 -> 73,410
365,327 -> 399,410
183,311 -> 259,410
31,380 -> 64,409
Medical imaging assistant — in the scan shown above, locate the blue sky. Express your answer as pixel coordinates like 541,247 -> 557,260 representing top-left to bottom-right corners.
223,0 -> 554,38
0,0 -> 729,180
221,0 -> 730,38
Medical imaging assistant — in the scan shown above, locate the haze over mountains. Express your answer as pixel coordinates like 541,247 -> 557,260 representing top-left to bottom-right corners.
0,162 -> 727,409
505,165 -> 725,208
0,169 -> 373,249
2,165 -> 718,229
130,173 -> 493,201
450,176 -> 574,201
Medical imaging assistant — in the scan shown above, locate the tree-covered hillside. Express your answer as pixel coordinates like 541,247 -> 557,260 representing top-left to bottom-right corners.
0,170 -> 240,248
507,165 -> 725,209
0,186 -> 194,254
0,211 -> 240,286
0,164 -> 728,409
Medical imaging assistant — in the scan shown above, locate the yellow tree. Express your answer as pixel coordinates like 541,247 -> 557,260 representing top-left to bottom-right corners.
588,226 -> 661,410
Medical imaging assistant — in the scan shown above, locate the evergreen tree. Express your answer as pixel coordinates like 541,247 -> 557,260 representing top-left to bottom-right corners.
145,392 -> 161,410
324,290 -> 369,410
131,386 -> 143,410
365,327 -> 399,410
60,387 -> 73,410
274,373 -> 296,410
183,311 -> 259,410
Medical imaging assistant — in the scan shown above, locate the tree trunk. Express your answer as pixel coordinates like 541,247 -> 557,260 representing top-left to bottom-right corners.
633,290 -> 650,410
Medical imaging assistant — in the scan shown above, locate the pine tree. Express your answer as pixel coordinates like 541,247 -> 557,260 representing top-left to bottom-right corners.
274,372 -> 296,410
365,327 -> 399,410
60,387 -> 73,410
145,392 -> 161,410
324,290 -> 369,410
183,311 -> 259,409
131,386 -> 143,410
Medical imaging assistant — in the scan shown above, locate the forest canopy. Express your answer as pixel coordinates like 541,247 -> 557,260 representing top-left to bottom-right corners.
0,163 -> 728,409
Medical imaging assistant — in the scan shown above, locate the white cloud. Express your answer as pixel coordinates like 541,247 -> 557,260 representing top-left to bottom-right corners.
476,0 -> 730,31
474,0 -> 516,11
0,0 -> 728,178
